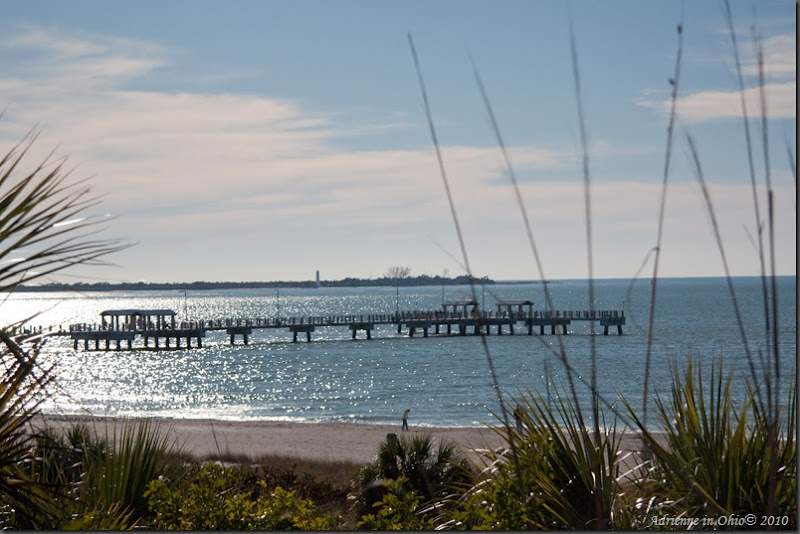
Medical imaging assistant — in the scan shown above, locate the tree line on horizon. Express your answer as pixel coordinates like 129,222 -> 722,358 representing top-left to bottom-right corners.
15,273 -> 496,292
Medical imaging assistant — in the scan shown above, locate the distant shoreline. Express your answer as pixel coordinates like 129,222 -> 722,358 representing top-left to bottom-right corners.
14,275 -> 542,293
14,275 -> 787,293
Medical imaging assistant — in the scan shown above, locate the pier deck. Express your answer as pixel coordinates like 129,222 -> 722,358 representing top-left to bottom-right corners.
57,306 -> 625,351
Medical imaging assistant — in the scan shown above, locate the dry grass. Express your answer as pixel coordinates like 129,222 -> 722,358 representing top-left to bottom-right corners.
253,453 -> 363,489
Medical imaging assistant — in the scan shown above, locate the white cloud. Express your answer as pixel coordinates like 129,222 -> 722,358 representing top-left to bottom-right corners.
4,23 -> 168,87
674,81 -> 796,123
1,24 -> 578,264
636,30 -> 796,124
1,23 -> 794,283
739,33 -> 797,78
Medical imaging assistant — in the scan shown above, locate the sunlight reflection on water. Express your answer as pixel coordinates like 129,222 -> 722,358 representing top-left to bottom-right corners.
4,278 -> 796,428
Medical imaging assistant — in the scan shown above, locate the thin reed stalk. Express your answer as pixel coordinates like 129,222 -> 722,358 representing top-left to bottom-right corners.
407,34 -> 510,437
468,56 -> 583,421
723,6 -> 790,519
469,15 -> 633,434
751,21 -> 783,522
566,8 -> 608,526
407,32 -> 530,525
685,132 -> 756,389
642,18 -> 684,427
786,140 -> 796,187
723,0 -> 772,398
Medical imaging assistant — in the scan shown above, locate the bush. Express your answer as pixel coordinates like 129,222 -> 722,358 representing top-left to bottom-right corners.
352,432 -> 474,521
441,426 -> 557,530
356,477 -> 434,530
145,461 -> 338,530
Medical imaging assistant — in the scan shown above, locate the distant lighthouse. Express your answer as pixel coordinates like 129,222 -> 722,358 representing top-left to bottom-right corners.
316,270 -> 321,288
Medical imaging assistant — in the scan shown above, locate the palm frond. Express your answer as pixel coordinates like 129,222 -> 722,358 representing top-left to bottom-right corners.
0,130 -> 129,293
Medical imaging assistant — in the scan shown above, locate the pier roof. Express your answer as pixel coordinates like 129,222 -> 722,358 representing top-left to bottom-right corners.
100,309 -> 176,317
441,299 -> 478,306
495,299 -> 534,306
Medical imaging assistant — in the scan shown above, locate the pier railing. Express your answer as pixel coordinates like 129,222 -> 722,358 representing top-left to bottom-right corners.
50,309 -> 625,332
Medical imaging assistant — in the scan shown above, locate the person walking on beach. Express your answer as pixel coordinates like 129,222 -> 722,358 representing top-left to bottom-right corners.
402,409 -> 410,431
513,403 -> 524,431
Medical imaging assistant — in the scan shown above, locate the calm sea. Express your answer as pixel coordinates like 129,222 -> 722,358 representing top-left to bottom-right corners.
4,277 -> 796,430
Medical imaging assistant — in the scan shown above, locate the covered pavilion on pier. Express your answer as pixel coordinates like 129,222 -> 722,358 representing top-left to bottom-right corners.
100,309 -> 177,332
495,299 -> 534,318
441,299 -> 478,317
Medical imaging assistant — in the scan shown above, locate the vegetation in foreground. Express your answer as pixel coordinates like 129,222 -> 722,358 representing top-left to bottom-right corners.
0,365 -> 793,529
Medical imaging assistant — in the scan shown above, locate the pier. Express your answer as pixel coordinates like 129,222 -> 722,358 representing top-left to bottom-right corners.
60,301 -> 625,351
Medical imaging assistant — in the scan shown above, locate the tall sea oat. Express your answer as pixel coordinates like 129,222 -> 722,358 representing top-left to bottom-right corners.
642,18 -> 684,427
407,32 -> 533,525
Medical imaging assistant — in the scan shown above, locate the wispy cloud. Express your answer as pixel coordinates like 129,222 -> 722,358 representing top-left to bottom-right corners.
673,81 -> 795,123
1,23 -> 578,237
738,33 -> 797,77
635,30 -> 795,124
1,22 -> 794,282
4,23 -> 168,87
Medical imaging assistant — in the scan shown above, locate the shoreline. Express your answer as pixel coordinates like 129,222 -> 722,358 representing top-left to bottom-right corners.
29,414 -> 663,467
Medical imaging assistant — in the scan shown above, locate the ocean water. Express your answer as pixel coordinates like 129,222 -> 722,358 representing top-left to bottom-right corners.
4,276 -> 796,429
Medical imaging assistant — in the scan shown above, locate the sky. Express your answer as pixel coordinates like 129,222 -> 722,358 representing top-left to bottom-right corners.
1,0 -> 796,284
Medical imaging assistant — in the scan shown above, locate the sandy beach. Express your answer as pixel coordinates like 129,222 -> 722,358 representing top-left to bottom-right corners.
30,414 -> 509,464
30,414 -> 661,470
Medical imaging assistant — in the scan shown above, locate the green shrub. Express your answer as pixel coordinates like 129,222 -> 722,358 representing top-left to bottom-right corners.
356,477 -> 434,530
145,461 -> 337,530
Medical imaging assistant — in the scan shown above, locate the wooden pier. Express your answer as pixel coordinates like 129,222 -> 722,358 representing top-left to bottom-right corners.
62,302 -> 625,351
70,310 -> 206,350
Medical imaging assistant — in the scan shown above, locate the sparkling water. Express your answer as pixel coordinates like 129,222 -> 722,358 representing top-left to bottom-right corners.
4,276 -> 796,429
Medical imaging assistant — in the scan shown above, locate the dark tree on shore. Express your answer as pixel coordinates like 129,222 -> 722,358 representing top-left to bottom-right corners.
384,266 -> 412,280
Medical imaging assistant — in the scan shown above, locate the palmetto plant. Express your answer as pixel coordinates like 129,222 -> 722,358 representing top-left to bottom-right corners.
0,130 -> 127,295
353,432 -> 473,521
27,419 -> 184,529
80,419 -> 184,521
624,356 -> 796,527
0,334 -> 56,529
0,127 -> 128,527
440,389 -> 629,530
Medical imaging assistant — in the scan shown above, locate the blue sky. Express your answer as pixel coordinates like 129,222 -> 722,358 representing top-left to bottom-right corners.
1,0 -> 795,283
